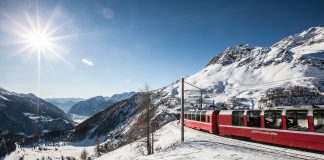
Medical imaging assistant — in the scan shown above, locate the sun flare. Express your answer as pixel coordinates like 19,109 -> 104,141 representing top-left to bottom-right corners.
2,7 -> 77,65
27,31 -> 50,50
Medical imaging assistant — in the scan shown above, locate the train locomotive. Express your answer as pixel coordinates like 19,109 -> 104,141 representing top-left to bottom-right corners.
183,108 -> 324,152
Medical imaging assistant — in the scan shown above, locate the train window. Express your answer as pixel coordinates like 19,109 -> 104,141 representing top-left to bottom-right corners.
207,116 -> 210,123
286,110 -> 308,131
314,110 -> 324,133
264,110 -> 282,129
232,111 -> 244,126
201,111 -> 207,122
196,113 -> 201,121
201,115 -> 206,122
190,114 -> 194,120
247,111 -> 261,127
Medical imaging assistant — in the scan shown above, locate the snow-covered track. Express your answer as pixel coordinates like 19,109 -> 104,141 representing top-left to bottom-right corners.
172,122 -> 324,160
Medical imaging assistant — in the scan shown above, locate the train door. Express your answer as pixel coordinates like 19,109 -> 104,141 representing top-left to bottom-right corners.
213,110 -> 220,134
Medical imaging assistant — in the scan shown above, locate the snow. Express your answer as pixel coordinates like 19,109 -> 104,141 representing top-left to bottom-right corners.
22,112 -> 34,116
4,143 -> 96,160
0,95 -> 8,101
22,112 -> 56,122
96,121 -> 324,160
70,114 -> 90,124
3,121 -> 324,160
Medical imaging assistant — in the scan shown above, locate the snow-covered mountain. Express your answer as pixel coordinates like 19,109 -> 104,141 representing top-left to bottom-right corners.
68,92 -> 136,117
45,98 -> 84,113
162,27 -> 324,109
0,87 -> 75,136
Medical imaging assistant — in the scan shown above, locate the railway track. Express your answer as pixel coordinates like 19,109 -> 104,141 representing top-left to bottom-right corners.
172,122 -> 324,160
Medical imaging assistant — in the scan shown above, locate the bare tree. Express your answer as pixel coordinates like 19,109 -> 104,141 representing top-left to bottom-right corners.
128,83 -> 159,155
80,148 -> 88,160
151,121 -> 159,154
135,83 -> 153,155
141,83 -> 152,155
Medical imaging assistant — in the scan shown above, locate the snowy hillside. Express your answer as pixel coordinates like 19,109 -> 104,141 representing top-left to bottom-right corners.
97,121 -> 324,160
4,121 -> 324,160
68,92 -> 136,117
162,27 -> 324,109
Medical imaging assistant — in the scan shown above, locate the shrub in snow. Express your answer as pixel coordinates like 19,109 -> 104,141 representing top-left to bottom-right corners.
80,149 -> 88,160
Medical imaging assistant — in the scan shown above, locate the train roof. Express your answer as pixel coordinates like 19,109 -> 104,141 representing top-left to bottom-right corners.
184,110 -> 218,115
219,108 -> 324,115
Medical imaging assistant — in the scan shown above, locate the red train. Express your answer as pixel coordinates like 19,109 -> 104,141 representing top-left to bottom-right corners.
183,108 -> 324,152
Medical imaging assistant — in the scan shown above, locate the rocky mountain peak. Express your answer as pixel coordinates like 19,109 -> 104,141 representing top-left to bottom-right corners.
272,26 -> 324,51
206,44 -> 258,66
206,27 -> 324,69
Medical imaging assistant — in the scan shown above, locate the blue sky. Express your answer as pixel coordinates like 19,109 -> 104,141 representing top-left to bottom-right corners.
0,0 -> 324,98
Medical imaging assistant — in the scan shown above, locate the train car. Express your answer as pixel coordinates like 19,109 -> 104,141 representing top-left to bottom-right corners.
183,110 -> 220,134
218,109 -> 324,152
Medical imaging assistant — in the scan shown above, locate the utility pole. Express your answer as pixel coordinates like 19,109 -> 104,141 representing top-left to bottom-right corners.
200,89 -> 203,110
183,81 -> 203,110
181,78 -> 184,143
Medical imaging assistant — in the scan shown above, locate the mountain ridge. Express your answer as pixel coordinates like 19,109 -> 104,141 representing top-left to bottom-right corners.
67,92 -> 136,117
0,87 -> 75,136
45,98 -> 85,113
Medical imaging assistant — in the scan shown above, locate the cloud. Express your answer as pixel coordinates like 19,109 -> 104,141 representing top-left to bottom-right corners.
98,7 -> 114,20
82,58 -> 93,66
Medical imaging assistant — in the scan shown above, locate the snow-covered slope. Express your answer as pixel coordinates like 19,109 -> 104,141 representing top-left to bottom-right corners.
0,87 -> 75,136
162,27 -> 324,109
95,121 -> 324,160
45,98 -> 84,113
68,92 -> 136,117
7,121 -> 323,160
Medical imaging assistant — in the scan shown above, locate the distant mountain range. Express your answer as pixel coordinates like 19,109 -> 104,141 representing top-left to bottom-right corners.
45,98 -> 85,113
0,87 -> 75,136
67,92 -> 136,117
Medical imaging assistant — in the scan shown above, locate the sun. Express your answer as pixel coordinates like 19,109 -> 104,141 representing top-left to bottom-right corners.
27,31 -> 50,50
2,7 -> 76,63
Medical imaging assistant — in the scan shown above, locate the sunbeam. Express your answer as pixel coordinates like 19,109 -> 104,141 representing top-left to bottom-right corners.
1,7 -> 77,66
1,4 -> 79,136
